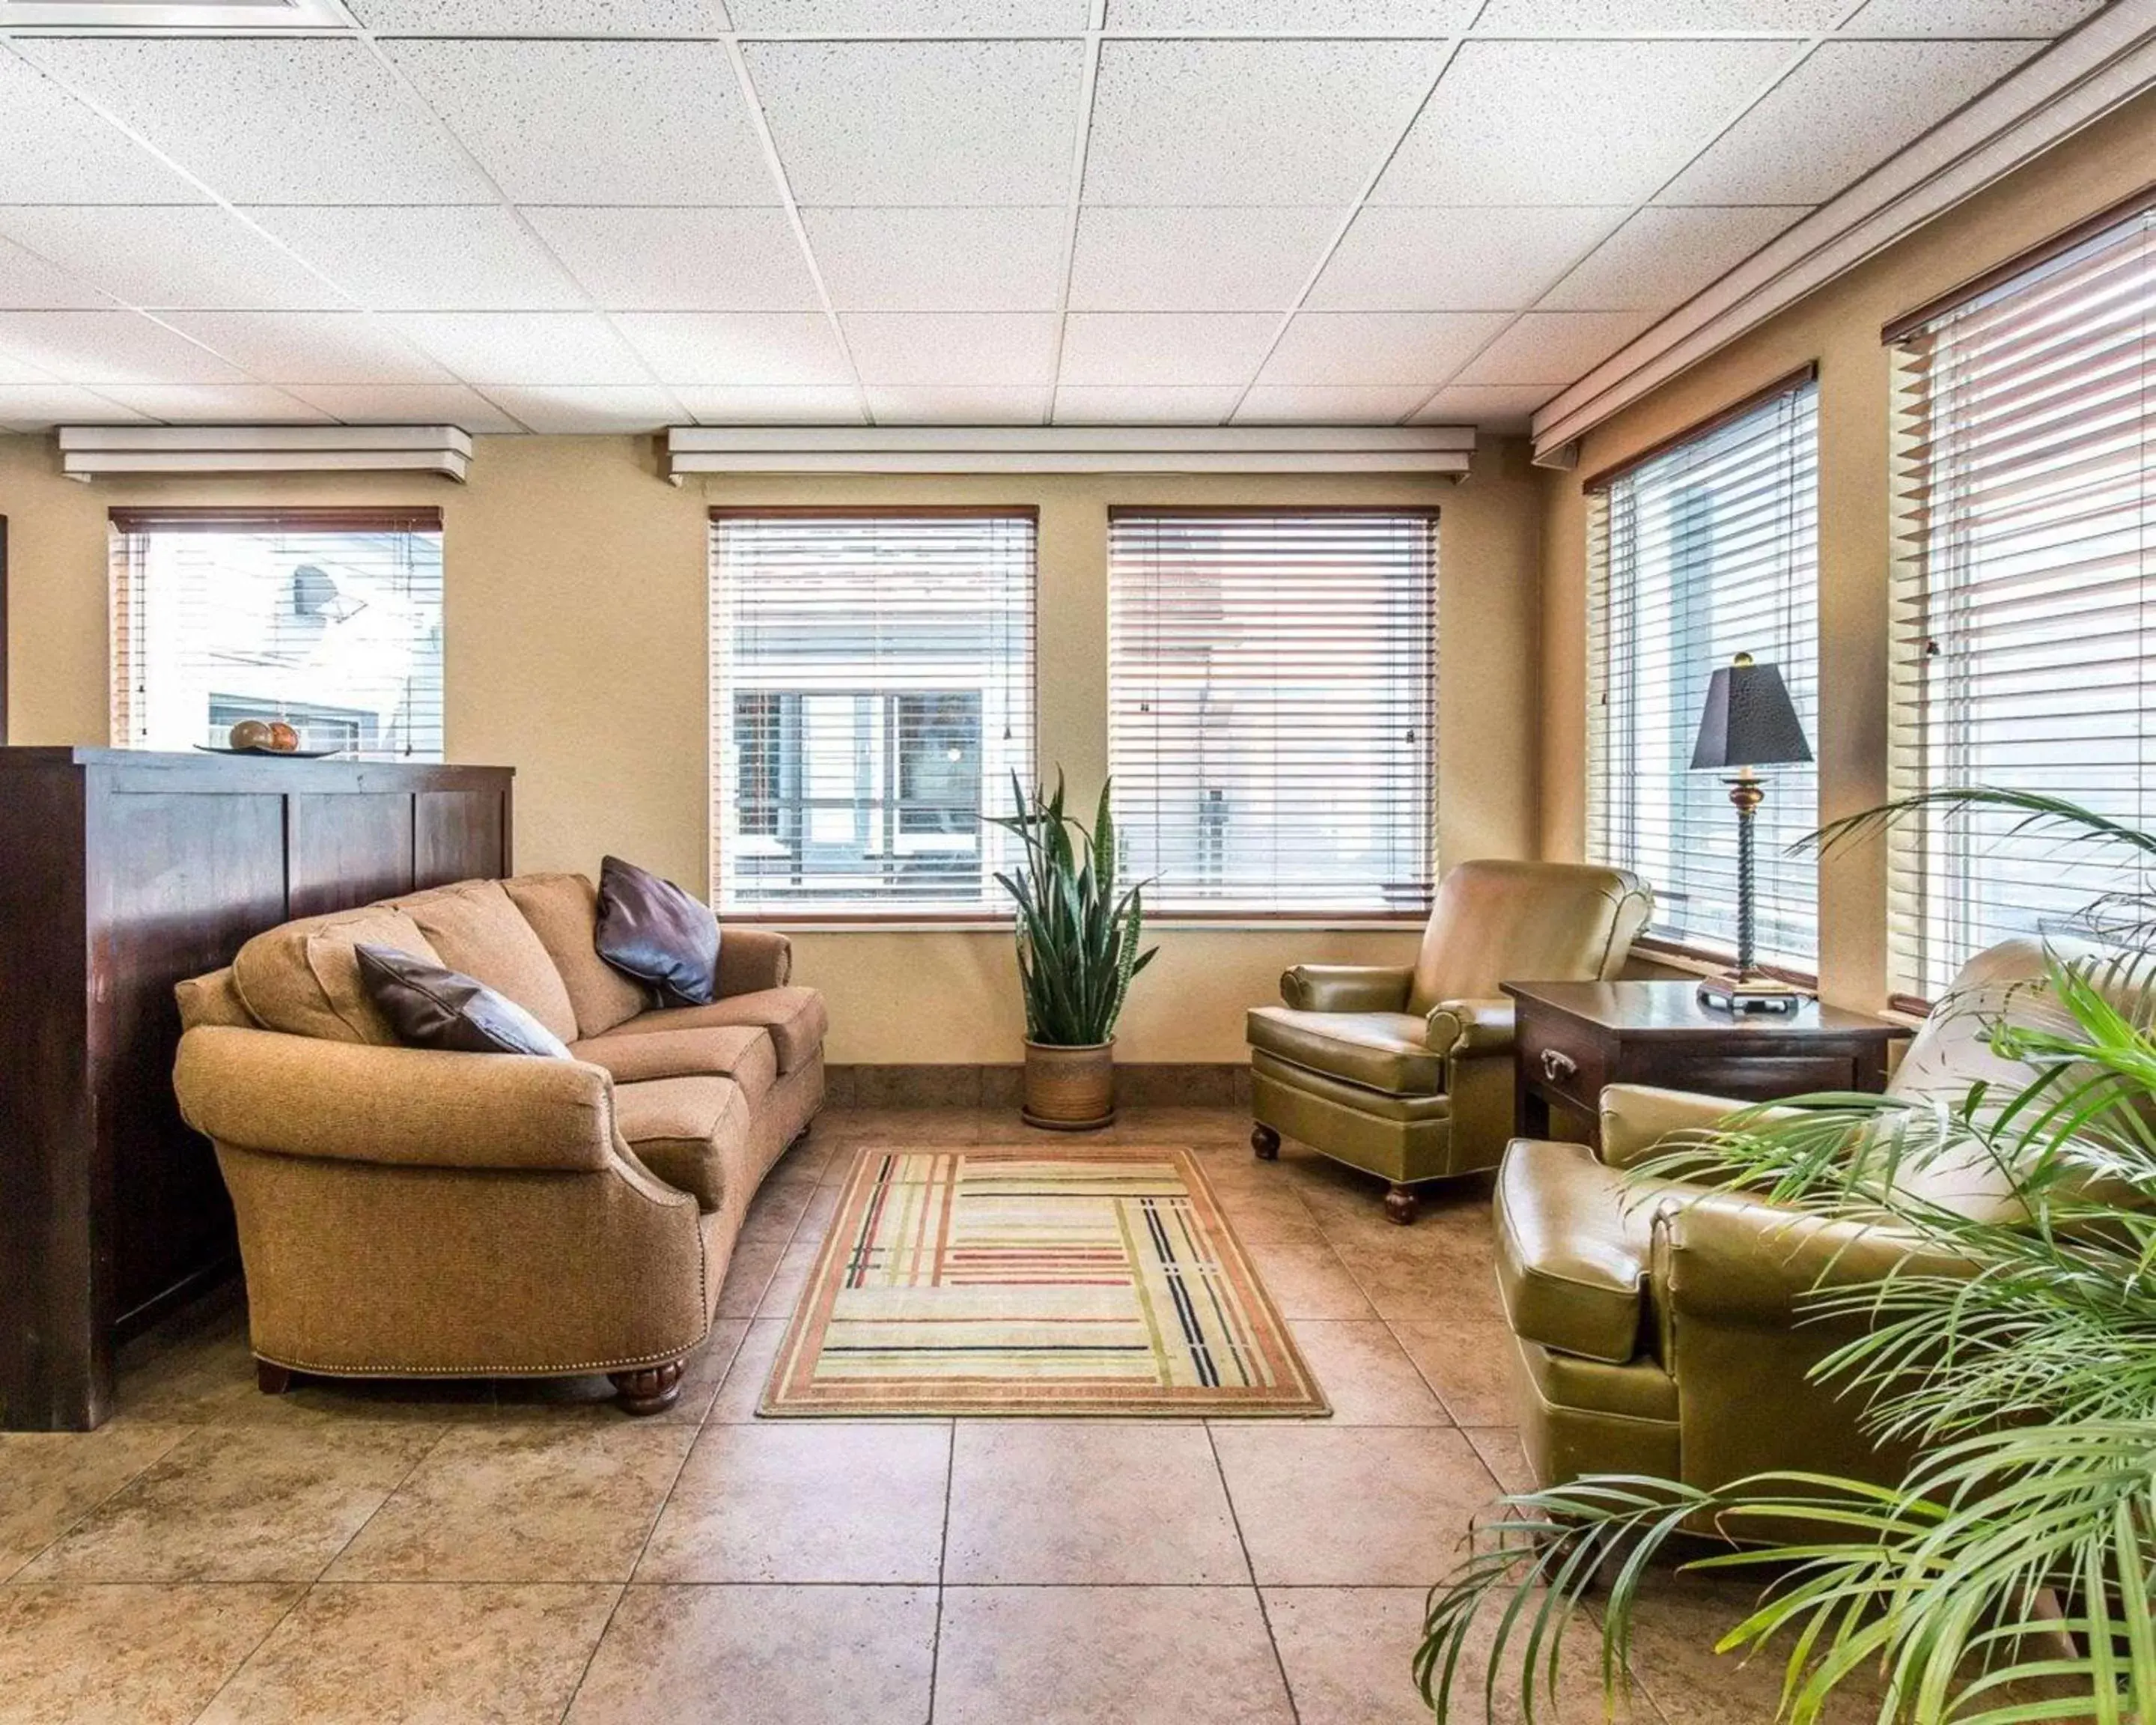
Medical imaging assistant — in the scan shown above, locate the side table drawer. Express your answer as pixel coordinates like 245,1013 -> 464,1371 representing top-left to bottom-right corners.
1517,1008 -> 1607,1118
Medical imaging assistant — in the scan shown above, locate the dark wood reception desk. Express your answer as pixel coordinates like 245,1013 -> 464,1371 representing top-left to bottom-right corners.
0,749 -> 514,1429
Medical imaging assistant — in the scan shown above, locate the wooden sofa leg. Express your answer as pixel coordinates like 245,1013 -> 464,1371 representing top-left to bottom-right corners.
610,1360 -> 686,1416
1383,1183 -> 1418,1226
255,1360 -> 293,1396
1252,1124 -> 1281,1160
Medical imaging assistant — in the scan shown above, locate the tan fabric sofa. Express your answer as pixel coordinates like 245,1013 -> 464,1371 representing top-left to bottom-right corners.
171,872 -> 826,1414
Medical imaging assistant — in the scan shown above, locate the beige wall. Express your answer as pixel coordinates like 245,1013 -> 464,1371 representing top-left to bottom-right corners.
1538,89 -> 2156,1014
0,430 -> 1544,1062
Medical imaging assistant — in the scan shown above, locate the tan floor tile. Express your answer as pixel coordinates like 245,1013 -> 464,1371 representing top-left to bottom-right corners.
325,1422 -> 695,1582
1240,1239 -> 1378,1319
0,1582 -> 299,1725
740,1174 -> 816,1242
489,1318 -> 748,1426
1286,1320 -> 1450,1426
793,1182 -> 841,1243
1209,1180 -> 1327,1243
820,1110 -> 981,1155
564,1583 -> 937,1724
1395,1318 -> 1523,1426
19,1423 -> 442,1582
636,1420 -> 949,1582
1465,1426 -> 1538,1494
715,1238 -> 786,1318
1622,1569 -> 1886,1725
755,1238 -> 823,1318
0,1425 -> 186,1579
945,1421 -> 1249,1583
1213,1426 -> 1497,1585
707,1315 -> 787,1423
1335,1233 -> 1504,1324
195,1583 -> 617,1724
937,1585 -> 1294,1725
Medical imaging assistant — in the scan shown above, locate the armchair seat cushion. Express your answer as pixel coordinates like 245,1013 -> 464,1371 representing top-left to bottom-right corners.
614,1075 -> 748,1212
571,1025 -> 777,1104
609,987 -> 829,1075
1246,1006 -> 1440,1096
1494,1139 -> 1654,1365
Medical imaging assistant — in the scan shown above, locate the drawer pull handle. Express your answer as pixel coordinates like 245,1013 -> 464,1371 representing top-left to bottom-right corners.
1541,1048 -> 1578,1084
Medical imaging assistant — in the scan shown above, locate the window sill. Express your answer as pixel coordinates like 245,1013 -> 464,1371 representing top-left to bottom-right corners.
1629,938 -> 1819,991
731,916 -> 1425,934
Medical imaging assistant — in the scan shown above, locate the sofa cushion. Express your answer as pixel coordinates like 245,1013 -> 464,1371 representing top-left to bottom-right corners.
1494,1139 -> 1653,1365
389,880 -> 579,1047
608,987 -> 828,1075
571,1025 -> 777,1104
357,944 -> 573,1059
502,871 -> 648,1038
1246,1006 -> 1442,1097
232,906 -> 445,1045
596,855 -> 719,1009
613,1075 -> 746,1213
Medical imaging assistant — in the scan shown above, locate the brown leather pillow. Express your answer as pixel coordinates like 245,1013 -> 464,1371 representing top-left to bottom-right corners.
354,943 -> 574,1059
594,854 -> 721,1009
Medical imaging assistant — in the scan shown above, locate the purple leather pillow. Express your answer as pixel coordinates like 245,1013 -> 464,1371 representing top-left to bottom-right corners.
354,943 -> 572,1059
594,855 -> 720,1009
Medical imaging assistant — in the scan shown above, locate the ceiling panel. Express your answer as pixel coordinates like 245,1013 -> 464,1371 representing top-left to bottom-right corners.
1659,40 -> 2039,206
1068,207 -> 1339,312
0,310 -> 247,383
1084,39 -> 1445,207
746,40 -> 1083,207
350,0 -> 730,31
525,207 -> 819,311
840,312 -> 1059,386
1842,0 -> 2103,34
0,383 -> 150,430
1410,383 -> 1549,430
245,206 -> 584,311
1059,312 -> 1280,386
1308,204 -> 1623,311
1234,384 -> 1430,422
384,311 -> 654,384
675,384 -> 864,422
0,53 -> 207,205
0,206 -> 347,310
614,310 -> 853,384
482,385 -> 681,432
96,383 -> 334,422
1541,204 -> 1804,311
282,381 -> 526,431
803,207 -> 1067,311
384,40 -> 777,206
730,0 -> 1090,26
0,236 -> 115,310
1114,0 -> 1478,24
1372,37 -> 1800,207
1258,311 -> 1508,386
865,385 -> 1051,423
19,39 -> 496,204
1051,384 -> 1240,422
1476,0 -> 1842,26
1451,308 -> 1657,385
154,311 -> 451,383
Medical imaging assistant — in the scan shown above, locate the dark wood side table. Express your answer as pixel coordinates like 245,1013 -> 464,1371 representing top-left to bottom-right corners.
1502,980 -> 1910,1149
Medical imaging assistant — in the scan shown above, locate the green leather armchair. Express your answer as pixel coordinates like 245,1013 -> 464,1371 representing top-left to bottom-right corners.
1246,859 -> 1652,1224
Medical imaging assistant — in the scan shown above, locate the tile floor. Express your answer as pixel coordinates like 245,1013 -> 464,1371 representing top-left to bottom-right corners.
1,1106 -> 1871,1724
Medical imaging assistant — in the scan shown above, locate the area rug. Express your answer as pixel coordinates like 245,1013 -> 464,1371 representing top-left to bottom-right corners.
760,1146 -> 1329,1417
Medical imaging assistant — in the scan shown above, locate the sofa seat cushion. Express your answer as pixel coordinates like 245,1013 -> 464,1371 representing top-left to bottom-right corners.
1515,1330 -> 1678,1423
572,1025 -> 777,1104
1494,1139 -> 1654,1366
387,880 -> 580,1047
609,987 -> 828,1075
232,907 -> 445,1045
612,1075 -> 746,1212
1246,1006 -> 1441,1097
502,872 -> 648,1038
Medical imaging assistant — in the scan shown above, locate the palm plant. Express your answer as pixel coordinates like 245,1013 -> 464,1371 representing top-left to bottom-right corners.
1416,787 -> 2156,1725
990,773 -> 1157,1046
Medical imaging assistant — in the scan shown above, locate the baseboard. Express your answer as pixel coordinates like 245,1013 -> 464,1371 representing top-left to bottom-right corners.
825,1063 -> 1254,1110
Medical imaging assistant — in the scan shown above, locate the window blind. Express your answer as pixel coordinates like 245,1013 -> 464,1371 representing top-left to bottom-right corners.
1586,378 -> 1820,970
110,506 -> 444,760
1886,199 -> 2156,1005
710,510 -> 1037,915
1107,509 -> 1437,917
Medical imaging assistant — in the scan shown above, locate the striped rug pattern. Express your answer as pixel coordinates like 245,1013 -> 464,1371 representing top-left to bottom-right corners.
761,1146 -> 1328,1417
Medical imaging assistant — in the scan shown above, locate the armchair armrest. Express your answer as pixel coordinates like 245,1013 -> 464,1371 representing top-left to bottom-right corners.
1425,997 -> 1513,1059
174,1026 -> 621,1175
715,927 -> 792,997
1279,964 -> 1414,1013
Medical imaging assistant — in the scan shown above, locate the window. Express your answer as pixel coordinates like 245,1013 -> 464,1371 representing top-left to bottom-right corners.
1586,376 -> 1820,970
111,507 -> 443,759
710,510 -> 1036,915
1108,509 -> 1437,917
1886,198 -> 2156,1005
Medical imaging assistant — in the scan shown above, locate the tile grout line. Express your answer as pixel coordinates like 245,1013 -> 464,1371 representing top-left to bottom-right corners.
1,1424 -> 192,1584
1202,1421 -> 1300,1725
925,1420 -> 957,1725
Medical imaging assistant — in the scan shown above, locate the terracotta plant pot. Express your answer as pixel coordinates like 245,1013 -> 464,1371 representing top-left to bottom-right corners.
1021,1039 -> 1116,1131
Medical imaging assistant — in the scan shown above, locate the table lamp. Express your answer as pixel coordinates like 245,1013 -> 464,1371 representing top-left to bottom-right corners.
1690,651 -> 1812,1013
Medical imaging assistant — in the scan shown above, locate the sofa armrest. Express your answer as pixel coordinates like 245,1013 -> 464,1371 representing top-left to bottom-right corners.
1425,997 -> 1513,1059
1279,964 -> 1414,1013
174,1026 -> 622,1175
1494,1138 -> 1656,1363
715,927 -> 792,997
1597,1083 -> 1800,1169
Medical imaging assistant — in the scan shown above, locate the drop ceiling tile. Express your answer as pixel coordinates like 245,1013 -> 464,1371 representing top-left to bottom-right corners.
1659,40 -> 2039,207
96,384 -> 335,422
524,207 -> 817,311
1257,311 -> 1507,387
1085,39 -> 1444,206
386,312 -> 652,384
746,41 -> 1082,206
1541,204 -> 1804,311
840,312 -> 1058,386
153,311 -> 451,383
1451,309 -> 1656,386
481,385 -> 681,433
243,207 -> 583,314
0,236 -> 115,310
1111,1 -> 1477,25
1372,38 -> 1800,208
18,40 -> 494,205
1841,0 -> 2101,34
615,311 -> 853,385
383,40 -> 776,206
1476,0 -> 1841,25
0,384 -> 151,428
1052,384 -> 1240,422
0,207 -> 347,311
1308,205 -> 1622,312
0,311 -> 246,383
0,55 -> 207,205
0,348 -> 56,385
803,207 -> 1066,311
866,386 -> 1050,423
1234,385 -> 1429,422
1410,383 -> 1547,431
676,385 -> 865,422
1059,312 -> 1280,386
283,382 -> 526,431
1068,207 -> 1338,312
350,0 -> 729,30
729,0 -> 1088,25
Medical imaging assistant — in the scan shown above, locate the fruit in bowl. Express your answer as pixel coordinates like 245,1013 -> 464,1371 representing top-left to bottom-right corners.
227,719 -> 274,751
266,721 -> 299,753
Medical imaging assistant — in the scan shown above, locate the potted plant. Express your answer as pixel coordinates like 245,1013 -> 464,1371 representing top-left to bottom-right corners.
992,773 -> 1157,1130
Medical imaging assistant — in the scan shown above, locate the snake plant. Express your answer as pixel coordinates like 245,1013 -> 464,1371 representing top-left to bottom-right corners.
990,773 -> 1157,1047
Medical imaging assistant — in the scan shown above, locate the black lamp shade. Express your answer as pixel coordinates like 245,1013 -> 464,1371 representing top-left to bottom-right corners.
1690,659 -> 1812,770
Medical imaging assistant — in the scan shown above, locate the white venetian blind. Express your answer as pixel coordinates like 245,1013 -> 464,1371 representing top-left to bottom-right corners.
710,510 -> 1037,915
1587,378 -> 1820,970
1886,200 -> 2156,1005
1107,509 -> 1437,916
110,506 -> 444,759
